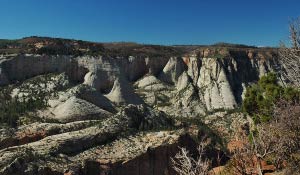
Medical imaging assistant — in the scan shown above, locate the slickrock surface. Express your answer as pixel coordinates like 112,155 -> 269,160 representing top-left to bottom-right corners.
0,120 -> 99,149
0,105 -> 175,175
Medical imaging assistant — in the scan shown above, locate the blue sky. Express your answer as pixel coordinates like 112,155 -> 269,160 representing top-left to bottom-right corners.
0,0 -> 299,46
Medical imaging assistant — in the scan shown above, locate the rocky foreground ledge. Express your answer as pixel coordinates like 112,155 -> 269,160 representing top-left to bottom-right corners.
0,105 -> 186,175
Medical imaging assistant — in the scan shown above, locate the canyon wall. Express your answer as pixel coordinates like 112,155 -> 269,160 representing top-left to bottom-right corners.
0,49 -> 281,113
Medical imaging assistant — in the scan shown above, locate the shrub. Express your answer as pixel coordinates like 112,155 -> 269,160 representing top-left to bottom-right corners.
242,72 -> 300,123
172,142 -> 210,175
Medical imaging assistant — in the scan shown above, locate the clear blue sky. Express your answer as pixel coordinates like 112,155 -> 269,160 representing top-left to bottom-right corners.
0,0 -> 299,46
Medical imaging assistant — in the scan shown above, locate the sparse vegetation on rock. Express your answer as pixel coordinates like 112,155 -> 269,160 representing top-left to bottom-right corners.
0,86 -> 47,127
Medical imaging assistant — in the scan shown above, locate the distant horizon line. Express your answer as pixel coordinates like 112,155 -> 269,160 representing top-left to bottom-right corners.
0,35 -> 277,48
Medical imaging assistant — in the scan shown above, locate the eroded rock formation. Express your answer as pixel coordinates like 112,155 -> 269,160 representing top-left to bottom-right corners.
0,46 -> 283,175
0,48 -> 281,114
